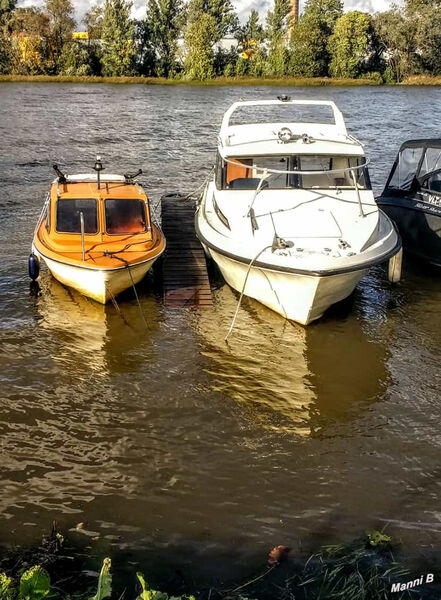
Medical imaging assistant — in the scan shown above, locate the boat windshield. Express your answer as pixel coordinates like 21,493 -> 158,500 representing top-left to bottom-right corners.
386,144 -> 441,192
218,155 -> 369,191
105,198 -> 147,234
56,198 -> 98,234
387,146 -> 423,191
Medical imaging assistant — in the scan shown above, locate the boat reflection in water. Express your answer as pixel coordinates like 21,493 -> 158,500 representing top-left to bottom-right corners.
34,272 -> 159,375
192,283 -> 389,437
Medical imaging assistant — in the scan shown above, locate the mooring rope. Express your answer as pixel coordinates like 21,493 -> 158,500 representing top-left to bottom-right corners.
104,252 -> 150,331
225,245 -> 272,342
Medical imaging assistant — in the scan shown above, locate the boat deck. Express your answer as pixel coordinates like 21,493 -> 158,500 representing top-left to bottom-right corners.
160,194 -> 213,308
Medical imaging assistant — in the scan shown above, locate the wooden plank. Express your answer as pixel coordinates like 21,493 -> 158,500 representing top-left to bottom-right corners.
160,194 -> 213,308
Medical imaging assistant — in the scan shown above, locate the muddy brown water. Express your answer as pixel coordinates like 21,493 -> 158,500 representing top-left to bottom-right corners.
1,83 -> 441,590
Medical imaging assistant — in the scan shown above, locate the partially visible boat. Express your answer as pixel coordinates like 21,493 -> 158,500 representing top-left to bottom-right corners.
377,139 -> 441,266
195,97 -> 402,325
30,159 -> 166,303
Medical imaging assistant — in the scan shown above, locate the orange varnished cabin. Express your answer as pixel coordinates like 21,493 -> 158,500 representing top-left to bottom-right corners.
31,164 -> 166,304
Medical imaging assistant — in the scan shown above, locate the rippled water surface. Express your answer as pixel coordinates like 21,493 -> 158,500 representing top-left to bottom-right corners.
1,83 -> 441,585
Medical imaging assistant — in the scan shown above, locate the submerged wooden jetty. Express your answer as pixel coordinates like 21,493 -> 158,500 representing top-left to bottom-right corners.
160,193 -> 213,308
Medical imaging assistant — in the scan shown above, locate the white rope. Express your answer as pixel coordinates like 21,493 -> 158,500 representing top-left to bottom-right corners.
225,245 -> 272,342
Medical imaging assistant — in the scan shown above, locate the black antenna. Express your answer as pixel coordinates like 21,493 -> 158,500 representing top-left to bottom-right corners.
124,168 -> 143,184
93,156 -> 104,190
53,164 -> 66,183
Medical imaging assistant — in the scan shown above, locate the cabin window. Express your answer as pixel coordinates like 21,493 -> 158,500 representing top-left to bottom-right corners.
225,158 -> 253,188
105,199 -> 147,234
298,156 -> 368,189
56,198 -> 98,234
388,146 -> 423,191
222,155 -> 369,190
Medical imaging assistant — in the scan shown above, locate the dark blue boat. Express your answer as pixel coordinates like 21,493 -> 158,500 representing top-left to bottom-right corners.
377,139 -> 441,266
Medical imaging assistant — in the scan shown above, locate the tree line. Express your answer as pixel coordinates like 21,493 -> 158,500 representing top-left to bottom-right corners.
1,0 -> 441,82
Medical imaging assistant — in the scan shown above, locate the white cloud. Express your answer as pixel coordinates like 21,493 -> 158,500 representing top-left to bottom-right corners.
16,0 -> 395,27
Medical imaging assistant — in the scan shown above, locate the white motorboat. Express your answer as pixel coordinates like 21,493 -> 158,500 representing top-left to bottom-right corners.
195,97 -> 402,325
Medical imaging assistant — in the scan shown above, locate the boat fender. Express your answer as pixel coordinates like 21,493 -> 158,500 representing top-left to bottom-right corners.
388,248 -> 402,283
28,253 -> 40,280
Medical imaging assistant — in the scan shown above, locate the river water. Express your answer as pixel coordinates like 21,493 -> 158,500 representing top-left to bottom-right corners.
1,83 -> 441,590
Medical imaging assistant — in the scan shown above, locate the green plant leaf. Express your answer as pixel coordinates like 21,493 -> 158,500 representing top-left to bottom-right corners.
19,566 -> 50,600
0,572 -> 17,600
366,530 -> 392,547
135,574 -> 196,600
89,559 -> 112,600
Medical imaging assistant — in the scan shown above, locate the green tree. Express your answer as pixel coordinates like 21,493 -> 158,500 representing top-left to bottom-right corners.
265,0 -> 290,75
59,41 -> 94,75
407,0 -> 441,74
290,13 -> 323,76
302,0 -> 343,31
46,0 -> 75,70
372,8 -> 417,82
7,7 -> 51,74
290,0 -> 343,76
187,0 -> 238,43
237,8 -> 264,45
83,4 -> 104,75
328,11 -> 373,78
184,11 -> 217,79
213,45 -> 237,76
0,0 -> 15,22
101,0 -> 135,76
0,0 -> 16,73
234,9 -> 264,76
140,0 -> 183,77
84,4 -> 104,39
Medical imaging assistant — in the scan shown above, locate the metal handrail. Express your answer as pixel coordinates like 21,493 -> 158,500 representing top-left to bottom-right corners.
80,212 -> 85,262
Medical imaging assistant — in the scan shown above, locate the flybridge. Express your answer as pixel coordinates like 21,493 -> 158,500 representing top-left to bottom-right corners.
218,97 -> 362,154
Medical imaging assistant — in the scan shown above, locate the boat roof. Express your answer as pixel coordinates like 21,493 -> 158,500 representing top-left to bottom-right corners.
51,173 -> 145,199
381,139 -> 441,195
398,138 -> 441,151
218,99 -> 364,158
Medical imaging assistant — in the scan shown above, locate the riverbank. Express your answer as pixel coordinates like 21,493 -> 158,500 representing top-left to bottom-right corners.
0,74 -> 381,86
1,74 -> 441,86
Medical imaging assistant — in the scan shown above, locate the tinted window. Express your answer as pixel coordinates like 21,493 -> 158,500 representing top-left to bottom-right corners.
105,199 -> 146,234
56,198 -> 98,233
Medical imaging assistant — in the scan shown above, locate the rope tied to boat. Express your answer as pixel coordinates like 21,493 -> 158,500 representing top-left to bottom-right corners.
225,245 -> 272,342
103,251 -> 150,331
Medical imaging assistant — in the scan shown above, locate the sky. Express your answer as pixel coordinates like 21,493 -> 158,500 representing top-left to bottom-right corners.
17,0 -> 395,27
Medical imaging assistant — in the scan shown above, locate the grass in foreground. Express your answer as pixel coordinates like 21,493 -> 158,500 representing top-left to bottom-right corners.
0,527 -> 436,600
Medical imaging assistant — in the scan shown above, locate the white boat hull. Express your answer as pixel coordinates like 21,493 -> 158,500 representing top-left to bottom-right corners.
34,248 -> 157,304
209,248 -> 366,325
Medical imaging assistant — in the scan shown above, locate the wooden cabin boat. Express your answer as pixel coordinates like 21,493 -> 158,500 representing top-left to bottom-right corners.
29,159 -> 166,303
